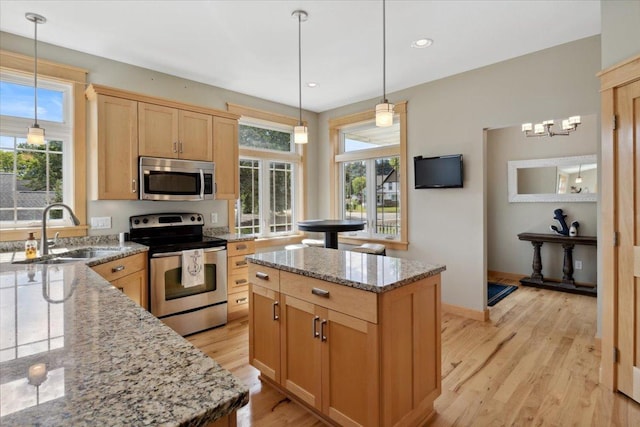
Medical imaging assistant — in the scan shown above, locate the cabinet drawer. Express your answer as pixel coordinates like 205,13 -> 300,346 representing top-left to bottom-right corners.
229,254 -> 250,271
228,290 -> 249,321
227,240 -> 255,257
280,271 -> 377,323
92,252 -> 147,282
229,269 -> 249,293
248,264 -> 280,292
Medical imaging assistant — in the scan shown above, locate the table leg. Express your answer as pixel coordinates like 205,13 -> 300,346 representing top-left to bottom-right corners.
324,232 -> 338,249
561,243 -> 575,284
530,241 -> 544,283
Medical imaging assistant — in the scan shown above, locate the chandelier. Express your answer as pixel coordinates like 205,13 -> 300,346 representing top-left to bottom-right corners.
521,116 -> 581,137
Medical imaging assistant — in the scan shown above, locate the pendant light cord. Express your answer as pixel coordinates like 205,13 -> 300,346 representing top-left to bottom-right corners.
382,0 -> 387,103
298,12 -> 303,125
33,18 -> 38,126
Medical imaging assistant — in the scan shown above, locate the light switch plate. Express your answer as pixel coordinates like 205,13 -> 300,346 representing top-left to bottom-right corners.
211,213 -> 218,224
90,216 -> 112,229
574,260 -> 582,270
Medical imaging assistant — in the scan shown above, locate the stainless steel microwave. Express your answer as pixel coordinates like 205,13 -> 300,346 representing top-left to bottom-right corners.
139,157 -> 215,201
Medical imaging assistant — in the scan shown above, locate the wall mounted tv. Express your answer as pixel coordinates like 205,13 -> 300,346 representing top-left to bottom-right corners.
414,154 -> 463,189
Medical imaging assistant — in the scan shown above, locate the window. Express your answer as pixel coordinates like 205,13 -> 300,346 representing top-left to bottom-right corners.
330,102 -> 408,249
0,51 -> 87,242
0,74 -> 74,227
228,106 -> 304,239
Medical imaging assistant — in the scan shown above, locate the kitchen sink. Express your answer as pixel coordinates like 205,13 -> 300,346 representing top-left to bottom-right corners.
58,248 -> 121,259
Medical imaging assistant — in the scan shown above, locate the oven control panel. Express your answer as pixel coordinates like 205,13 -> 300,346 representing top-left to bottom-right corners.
130,212 -> 204,229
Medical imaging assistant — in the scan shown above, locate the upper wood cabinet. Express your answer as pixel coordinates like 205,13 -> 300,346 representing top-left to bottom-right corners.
138,102 -> 213,161
85,84 -> 239,200
213,116 -> 239,199
86,91 -> 139,200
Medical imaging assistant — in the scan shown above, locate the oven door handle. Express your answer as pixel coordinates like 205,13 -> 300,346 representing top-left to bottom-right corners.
151,247 -> 226,258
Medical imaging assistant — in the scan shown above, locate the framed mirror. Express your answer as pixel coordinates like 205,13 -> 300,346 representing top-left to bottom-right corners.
507,154 -> 597,202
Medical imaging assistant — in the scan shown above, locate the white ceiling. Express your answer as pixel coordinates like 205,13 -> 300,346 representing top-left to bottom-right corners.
0,1 -> 601,113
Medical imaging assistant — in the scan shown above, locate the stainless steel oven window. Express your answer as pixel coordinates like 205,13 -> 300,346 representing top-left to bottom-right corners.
163,263 -> 216,300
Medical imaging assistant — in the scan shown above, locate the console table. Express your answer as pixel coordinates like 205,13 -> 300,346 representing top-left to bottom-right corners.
517,232 -> 597,296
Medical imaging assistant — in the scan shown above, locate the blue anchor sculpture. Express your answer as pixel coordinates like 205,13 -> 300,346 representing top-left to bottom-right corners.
549,208 -> 570,236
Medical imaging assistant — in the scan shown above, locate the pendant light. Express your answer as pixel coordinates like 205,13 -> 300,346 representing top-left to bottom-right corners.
575,164 -> 583,184
292,10 -> 308,144
26,12 -> 47,145
375,0 -> 394,127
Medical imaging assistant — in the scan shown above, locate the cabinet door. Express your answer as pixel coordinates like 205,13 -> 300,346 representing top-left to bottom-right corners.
213,116 -> 239,199
249,284 -> 280,382
112,269 -> 147,309
322,310 -> 379,427
95,95 -> 138,200
179,110 -> 213,161
139,102 -> 179,158
281,295 -> 322,410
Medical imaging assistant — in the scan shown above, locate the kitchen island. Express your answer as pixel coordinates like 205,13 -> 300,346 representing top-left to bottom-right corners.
0,251 -> 248,426
247,247 -> 445,427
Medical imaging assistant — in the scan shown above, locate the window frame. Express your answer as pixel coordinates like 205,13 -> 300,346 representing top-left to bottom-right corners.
329,101 -> 408,250
0,50 -> 88,241
227,103 -> 306,247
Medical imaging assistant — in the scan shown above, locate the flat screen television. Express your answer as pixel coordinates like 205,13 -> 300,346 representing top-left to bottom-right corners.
414,154 -> 463,188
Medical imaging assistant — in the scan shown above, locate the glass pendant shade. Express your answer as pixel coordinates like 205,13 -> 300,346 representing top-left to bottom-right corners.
294,125 -> 308,144
375,102 -> 394,127
27,124 -> 45,144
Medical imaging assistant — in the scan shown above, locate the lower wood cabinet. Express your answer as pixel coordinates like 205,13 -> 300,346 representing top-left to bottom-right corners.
249,264 -> 441,427
227,240 -> 255,322
92,252 -> 148,309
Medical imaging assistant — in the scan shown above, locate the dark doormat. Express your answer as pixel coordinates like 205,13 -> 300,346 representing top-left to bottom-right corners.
488,283 -> 517,306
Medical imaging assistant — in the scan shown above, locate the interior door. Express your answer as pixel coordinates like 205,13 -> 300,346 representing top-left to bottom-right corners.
616,78 -> 640,403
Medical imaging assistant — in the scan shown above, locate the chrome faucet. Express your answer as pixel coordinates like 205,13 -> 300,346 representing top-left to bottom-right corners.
41,203 -> 81,255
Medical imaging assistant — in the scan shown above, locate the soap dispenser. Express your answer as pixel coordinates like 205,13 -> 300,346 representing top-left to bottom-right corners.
25,232 -> 38,259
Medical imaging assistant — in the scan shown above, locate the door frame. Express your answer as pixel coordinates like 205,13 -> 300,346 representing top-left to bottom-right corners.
598,53 -> 640,390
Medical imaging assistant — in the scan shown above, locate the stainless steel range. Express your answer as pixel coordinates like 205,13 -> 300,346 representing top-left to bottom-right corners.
129,212 -> 227,336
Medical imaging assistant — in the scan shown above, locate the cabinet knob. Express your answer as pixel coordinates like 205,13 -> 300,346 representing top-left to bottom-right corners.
256,271 -> 269,280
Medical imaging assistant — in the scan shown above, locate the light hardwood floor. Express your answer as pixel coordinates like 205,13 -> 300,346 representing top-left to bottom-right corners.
188,279 -> 640,426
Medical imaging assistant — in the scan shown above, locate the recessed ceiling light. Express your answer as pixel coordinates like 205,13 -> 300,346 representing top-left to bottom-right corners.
411,38 -> 433,49
306,82 -> 318,88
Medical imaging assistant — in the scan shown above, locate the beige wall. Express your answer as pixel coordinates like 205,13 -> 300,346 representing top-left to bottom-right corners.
0,31 -> 319,236
601,0 -> 640,68
317,36 -> 601,312
487,114 -> 598,285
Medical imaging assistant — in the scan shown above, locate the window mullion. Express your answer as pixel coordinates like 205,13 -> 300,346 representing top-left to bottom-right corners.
367,159 -> 377,233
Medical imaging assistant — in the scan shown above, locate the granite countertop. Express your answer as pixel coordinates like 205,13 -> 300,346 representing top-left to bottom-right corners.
210,233 -> 256,243
247,247 -> 446,293
0,247 -> 249,426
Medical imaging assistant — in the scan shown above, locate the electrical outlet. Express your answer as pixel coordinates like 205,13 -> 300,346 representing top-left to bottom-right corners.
90,216 -> 112,229
211,213 -> 218,224
575,260 -> 582,270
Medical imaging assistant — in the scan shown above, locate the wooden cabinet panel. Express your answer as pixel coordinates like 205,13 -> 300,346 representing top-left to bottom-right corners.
228,270 -> 249,294
92,252 -> 148,309
281,295 -> 322,409
112,268 -> 147,309
228,254 -> 249,272
249,284 -> 280,382
179,110 -> 213,161
280,271 -> 377,323
213,116 -> 239,200
227,290 -> 249,321
90,94 -> 138,200
227,240 -> 255,257
92,252 -> 146,282
138,102 -> 179,158
322,310 -> 379,427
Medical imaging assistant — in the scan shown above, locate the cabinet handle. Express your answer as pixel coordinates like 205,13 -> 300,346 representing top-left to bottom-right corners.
173,141 -> 178,153
312,288 -> 330,298
272,301 -> 279,320
320,319 -> 327,342
236,244 -> 247,250
132,179 -> 137,193
235,279 -> 248,285
236,297 -> 248,304
117,287 -> 124,292
112,265 -> 125,273
256,271 -> 269,280
312,316 -> 320,338
236,260 -> 248,267
179,141 -> 184,153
